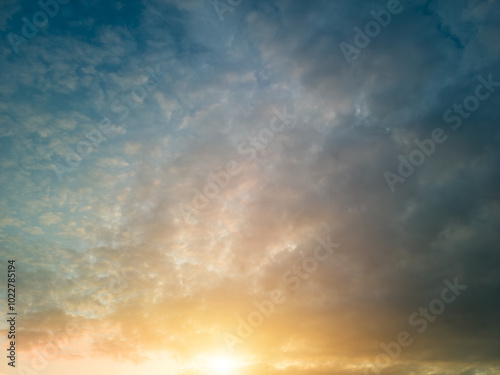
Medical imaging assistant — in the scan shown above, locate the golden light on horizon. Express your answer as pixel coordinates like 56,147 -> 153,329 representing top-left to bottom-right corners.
190,351 -> 247,375
207,355 -> 239,374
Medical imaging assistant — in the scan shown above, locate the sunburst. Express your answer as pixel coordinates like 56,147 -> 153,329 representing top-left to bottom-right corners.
207,355 -> 239,374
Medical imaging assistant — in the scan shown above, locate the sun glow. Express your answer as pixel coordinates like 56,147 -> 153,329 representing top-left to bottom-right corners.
186,351 -> 248,374
207,355 -> 238,373
202,354 -> 242,374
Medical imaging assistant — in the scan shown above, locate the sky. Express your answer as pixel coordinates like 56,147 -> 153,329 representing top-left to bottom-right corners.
0,0 -> 500,374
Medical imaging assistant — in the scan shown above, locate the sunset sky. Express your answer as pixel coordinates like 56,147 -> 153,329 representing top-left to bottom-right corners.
1,0 -> 500,374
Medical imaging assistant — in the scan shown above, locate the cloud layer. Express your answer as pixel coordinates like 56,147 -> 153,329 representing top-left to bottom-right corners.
1,0 -> 500,374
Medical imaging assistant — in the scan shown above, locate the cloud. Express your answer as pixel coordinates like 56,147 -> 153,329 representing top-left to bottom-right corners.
0,0 -> 499,374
